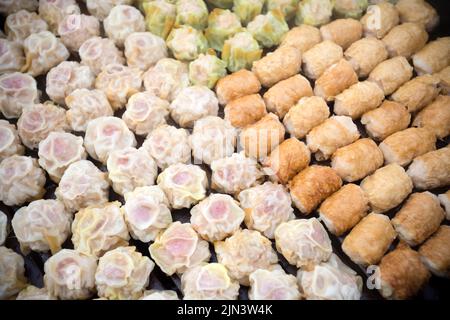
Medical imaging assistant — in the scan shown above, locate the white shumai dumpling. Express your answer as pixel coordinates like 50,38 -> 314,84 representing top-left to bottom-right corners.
0,39 -> 25,74
84,116 -> 136,164
58,14 -> 100,52
143,58 -> 190,102
149,222 -> 211,276
122,92 -> 170,136
95,246 -> 154,300
191,194 -> 245,242
239,182 -> 295,239
12,199 -> 72,254
140,290 -> 179,300
44,249 -> 97,300
211,152 -> 263,195
157,163 -> 208,209
122,186 -> 172,242
38,132 -> 86,183
142,125 -> 191,170
22,31 -> 69,77
190,116 -> 237,165
38,0 -> 80,32
5,10 -> 48,44
18,102 -> 68,149
0,247 -> 27,299
79,37 -> 125,76
124,32 -> 168,71
297,253 -> 362,300
0,120 -> 24,161
0,211 -> 8,246
46,61 -> 95,106
215,229 -> 279,286
104,5 -> 145,47
65,89 -> 113,132
55,160 -> 110,213
86,0 -> 135,21
0,0 -> 38,15
72,201 -> 130,258
275,218 -> 332,268
0,155 -> 45,206
181,263 -> 240,300
0,72 -> 38,119
16,285 -> 56,300
249,267 -> 301,300
107,147 -> 157,196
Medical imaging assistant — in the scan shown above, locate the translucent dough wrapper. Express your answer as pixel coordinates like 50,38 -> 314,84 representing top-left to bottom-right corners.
419,225 -> 450,278
79,37 -> 125,76
280,25 -> 322,53
361,1 -> 399,39
38,0 -> 80,32
302,40 -> 343,80
141,0 -> 176,40
0,0 -> 38,15
438,191 -> 450,220
215,69 -> 261,105
0,39 -> 25,74
295,0 -> 334,27
344,38 -> 389,78
413,37 -> 450,75
0,72 -> 38,119
382,23 -> 428,58
5,9 -> 48,44
122,186 -> 172,242
124,32 -> 168,71
314,59 -> 358,101
289,165 -> 342,215
395,0 -> 438,31
232,0 -> 264,26
44,249 -> 97,300
167,26 -> 208,61
157,163 -> 208,209
140,290 -> 179,300
0,155 -> 45,206
189,53 -> 227,89
334,0 -> 368,19
249,267 -> 300,300
215,229 -> 278,285
205,9 -> 242,52
222,31 -> 262,72
58,14 -> 100,53
224,94 -> 267,128
86,0 -> 134,21
239,182 -> 294,239
0,247 -> 27,300
266,0 -> 300,20
149,222 -> 211,275
104,5 -> 145,47
175,0 -> 208,30
247,10 -> 289,48
320,19 -> 362,50
368,56 -> 413,95
0,120 -> 24,161
16,286 -> 55,300
56,160 -> 110,213
0,211 -> 7,246
412,95 -> 450,139
435,66 -> 450,95
391,75 -> 440,113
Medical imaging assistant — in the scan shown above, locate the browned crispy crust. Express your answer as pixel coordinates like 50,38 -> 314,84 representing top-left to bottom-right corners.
280,25 -> 322,53
320,18 -> 363,50
215,69 -> 261,105
382,23 -> 428,58
224,94 -> 267,128
419,225 -> 450,277
314,59 -> 358,101
412,95 -> 450,139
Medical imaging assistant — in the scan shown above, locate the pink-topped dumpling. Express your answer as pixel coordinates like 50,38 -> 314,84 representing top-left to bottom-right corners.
0,155 -> 45,206
124,32 -> 168,71
181,263 -> 240,300
0,247 -> 27,300
5,10 -> 48,44
38,132 -> 86,183
107,147 -> 157,196
249,267 -> 300,300
157,163 -> 208,209
55,160 -> 110,213
44,249 -> 97,300
86,0 -> 135,21
0,39 -> 25,74
0,0 -> 38,15
122,91 -> 170,136
149,222 -> 211,276
140,290 -> 179,300
190,193 -> 245,242
0,120 -> 24,161
12,199 -> 71,254
239,182 -> 295,239
38,0 -> 80,32
79,37 -> 125,76
46,61 -> 95,106
104,5 -> 145,48
58,14 -> 100,52
122,186 -> 172,242
0,72 -> 38,119
18,102 -> 68,149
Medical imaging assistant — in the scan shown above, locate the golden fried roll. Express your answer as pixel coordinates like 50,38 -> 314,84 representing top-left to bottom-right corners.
331,138 -> 384,182
436,66 -> 450,95
342,213 -> 396,266
280,25 -> 322,53
252,46 -> 302,88
302,40 -> 343,80
419,225 -> 450,278
334,81 -> 385,120
368,56 -> 413,95
314,59 -> 358,102
263,75 -> 313,119
412,37 -> 450,75
391,74 -> 440,113
361,2 -> 400,39
240,113 -> 285,160
412,95 -> 450,139
263,138 -> 311,185
407,147 -> 450,190
360,164 -> 413,213
361,100 -> 411,141
224,94 -> 267,128
319,19 -> 363,50
380,127 -> 436,167
396,0 -> 439,31
215,69 -> 261,105
344,38 -> 388,78
438,190 -> 450,220
392,192 -> 444,246
319,184 -> 369,236
382,23 -> 428,59
306,116 -> 360,161
288,165 -> 342,215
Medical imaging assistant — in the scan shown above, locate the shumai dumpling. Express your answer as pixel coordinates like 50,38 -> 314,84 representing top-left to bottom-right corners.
0,72 -> 39,119
16,285 -> 56,300
0,38 -> 25,74
249,267 -> 300,300
58,14 -> 100,52
79,37 -> 125,76
0,211 -> 8,246
38,0 -> 80,32
0,247 -> 27,299
86,0 -> 135,21
0,0 -> 38,15
149,222 -> 211,275
103,5 -> 145,47
95,246 -> 154,300
140,290 -> 179,300
181,263 -> 240,300
0,120 -> 24,161
124,32 -> 168,71
4,9 -> 48,44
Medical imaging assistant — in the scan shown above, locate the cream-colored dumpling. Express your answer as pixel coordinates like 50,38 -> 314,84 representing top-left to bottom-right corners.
95,246 -> 154,300
0,39 -> 25,74
58,14 -> 100,52
107,147 -> 157,196
55,160 -> 110,213
0,72 -> 38,119
140,290 -> 179,300
0,0 -> 38,15
38,0 -> 80,32
149,222 -> 211,275
239,182 -> 294,239
0,247 -> 27,300
5,10 -> 48,44
79,37 -> 125,76
0,120 -> 24,161
0,211 -> 7,246
84,116 -> 136,164
249,267 -> 300,300
16,286 -> 56,300
44,249 -> 97,300
12,199 -> 71,254
86,0 -> 134,21
0,155 -> 45,206
181,263 -> 240,300
124,32 -> 168,71
104,5 -> 145,47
